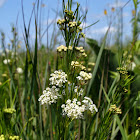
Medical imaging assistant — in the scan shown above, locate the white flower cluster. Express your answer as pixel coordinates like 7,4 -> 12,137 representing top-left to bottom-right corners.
49,70 -> 67,87
57,45 -> 67,52
77,71 -> 92,83
61,97 -> 98,119
74,86 -> 84,96
3,59 -> 10,64
39,70 -> 67,105
75,47 -> 87,57
82,97 -> 98,113
38,86 -> 61,105
71,61 -> 86,70
61,98 -> 85,119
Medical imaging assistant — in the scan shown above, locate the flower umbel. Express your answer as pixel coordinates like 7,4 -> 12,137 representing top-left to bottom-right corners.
77,71 -> 92,84
38,86 -> 61,105
61,97 -> 98,119
49,70 -> 67,87
61,98 -> 85,119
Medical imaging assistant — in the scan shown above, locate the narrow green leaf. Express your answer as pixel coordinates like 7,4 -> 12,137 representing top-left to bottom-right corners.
111,110 -> 129,140
86,27 -> 110,96
115,115 -> 127,140
11,87 -> 18,108
0,79 -> 10,89
84,20 -> 100,29
101,85 -> 110,104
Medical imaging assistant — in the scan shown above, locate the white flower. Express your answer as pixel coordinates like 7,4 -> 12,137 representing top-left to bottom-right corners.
74,86 -> 78,92
131,62 -> 136,71
72,98 -> 77,103
66,99 -> 71,104
17,67 -> 23,74
74,86 -> 84,96
76,76 -> 83,81
3,59 -> 10,64
79,89 -> 84,96
77,101 -> 81,105
61,104 -> 65,108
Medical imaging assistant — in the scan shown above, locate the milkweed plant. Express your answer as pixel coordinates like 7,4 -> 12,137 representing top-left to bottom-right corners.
38,1 -> 98,139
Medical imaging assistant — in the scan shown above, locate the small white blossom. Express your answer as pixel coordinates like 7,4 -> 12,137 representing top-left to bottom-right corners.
131,62 -> 136,71
57,45 -> 67,52
17,67 -> 23,74
79,89 -> 84,96
3,59 -> 10,64
74,86 -> 84,96
74,86 -> 78,92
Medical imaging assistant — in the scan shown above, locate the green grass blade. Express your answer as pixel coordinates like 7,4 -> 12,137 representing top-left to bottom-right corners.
84,20 -> 100,29
115,115 -> 127,140
11,87 -> 18,108
0,79 -> 10,89
86,28 -> 109,96
101,85 -> 110,104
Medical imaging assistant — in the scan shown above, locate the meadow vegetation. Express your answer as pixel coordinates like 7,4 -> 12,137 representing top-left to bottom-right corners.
0,0 -> 140,139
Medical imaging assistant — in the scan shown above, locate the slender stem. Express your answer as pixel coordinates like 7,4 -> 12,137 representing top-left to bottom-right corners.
95,68 -> 105,131
78,120 -> 81,140
18,75 -> 25,126
49,106 -> 53,140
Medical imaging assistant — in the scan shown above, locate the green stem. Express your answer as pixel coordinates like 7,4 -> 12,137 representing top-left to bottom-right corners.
78,120 -> 81,140
49,106 -> 53,140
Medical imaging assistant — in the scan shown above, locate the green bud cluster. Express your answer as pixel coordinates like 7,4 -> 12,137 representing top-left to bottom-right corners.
116,67 -> 128,75
9,136 -> 19,140
75,47 -> 87,57
3,108 -> 16,114
71,61 -> 86,70
109,104 -> 122,114
136,117 -> 140,127
57,8 -> 85,38
64,9 -> 75,19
